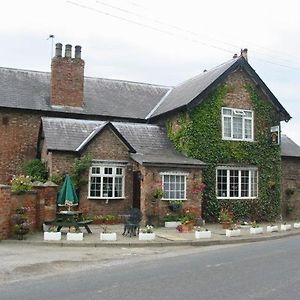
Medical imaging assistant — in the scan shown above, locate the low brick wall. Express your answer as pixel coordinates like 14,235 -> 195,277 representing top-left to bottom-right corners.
0,183 -> 58,240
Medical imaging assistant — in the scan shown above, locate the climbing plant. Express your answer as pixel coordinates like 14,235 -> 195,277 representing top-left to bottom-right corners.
167,83 -> 281,222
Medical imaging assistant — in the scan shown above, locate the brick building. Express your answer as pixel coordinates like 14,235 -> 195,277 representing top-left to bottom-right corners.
0,44 -> 298,220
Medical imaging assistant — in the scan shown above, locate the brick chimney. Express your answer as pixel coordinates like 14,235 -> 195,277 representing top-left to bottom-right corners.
241,48 -> 248,61
51,43 -> 85,107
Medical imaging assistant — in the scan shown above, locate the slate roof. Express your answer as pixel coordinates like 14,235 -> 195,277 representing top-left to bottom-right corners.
0,67 -> 170,119
41,117 -> 205,167
281,135 -> 300,158
148,57 -> 291,122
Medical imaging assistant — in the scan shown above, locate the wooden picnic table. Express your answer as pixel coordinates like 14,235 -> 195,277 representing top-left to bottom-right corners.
50,211 -> 93,234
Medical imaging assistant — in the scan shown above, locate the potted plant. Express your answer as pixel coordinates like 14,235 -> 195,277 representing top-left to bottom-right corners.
139,225 -> 155,240
280,222 -> 292,231
226,225 -> 241,237
44,226 -> 61,241
67,227 -> 83,241
152,188 -> 164,200
11,207 -> 31,240
195,227 -> 211,239
219,208 -> 234,229
100,225 -> 117,241
249,221 -> 263,234
168,200 -> 183,212
163,213 -> 181,228
267,224 -> 279,233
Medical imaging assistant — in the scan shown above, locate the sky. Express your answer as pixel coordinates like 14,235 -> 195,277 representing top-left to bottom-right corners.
1,0 -> 300,144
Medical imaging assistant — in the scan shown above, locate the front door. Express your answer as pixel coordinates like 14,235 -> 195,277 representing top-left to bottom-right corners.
132,171 -> 141,209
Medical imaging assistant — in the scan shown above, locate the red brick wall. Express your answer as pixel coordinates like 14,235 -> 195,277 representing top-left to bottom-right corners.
0,111 -> 41,183
0,185 -> 11,240
79,127 -> 133,216
139,165 -> 203,224
0,184 -> 58,239
281,157 -> 300,219
49,152 -> 77,176
51,56 -> 84,107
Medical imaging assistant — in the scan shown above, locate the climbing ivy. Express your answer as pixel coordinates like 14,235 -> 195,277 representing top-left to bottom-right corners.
167,84 -> 281,222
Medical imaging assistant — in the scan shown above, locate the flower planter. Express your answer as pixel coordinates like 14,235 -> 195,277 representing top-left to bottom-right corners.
165,221 -> 181,228
168,204 -> 182,212
280,224 -> 292,231
100,232 -> 117,241
44,232 -> 61,241
266,225 -> 279,233
195,230 -> 211,239
250,227 -> 263,235
225,229 -> 241,237
67,232 -> 83,241
293,223 -> 300,229
139,232 -> 155,241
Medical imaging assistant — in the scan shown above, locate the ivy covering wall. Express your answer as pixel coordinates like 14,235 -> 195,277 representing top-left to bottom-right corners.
167,83 -> 281,222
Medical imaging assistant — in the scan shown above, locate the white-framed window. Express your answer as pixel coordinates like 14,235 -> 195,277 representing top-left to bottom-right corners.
88,165 -> 125,199
161,173 -> 187,200
222,107 -> 254,141
216,167 -> 258,199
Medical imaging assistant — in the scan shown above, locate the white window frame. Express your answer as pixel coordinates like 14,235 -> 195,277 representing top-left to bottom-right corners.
222,107 -> 254,141
216,167 -> 258,199
88,165 -> 125,199
160,172 -> 187,200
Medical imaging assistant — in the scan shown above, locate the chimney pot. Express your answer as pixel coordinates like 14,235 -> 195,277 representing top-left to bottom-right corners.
241,48 -> 248,61
233,53 -> 238,59
75,45 -> 82,59
65,44 -> 72,58
55,43 -> 62,57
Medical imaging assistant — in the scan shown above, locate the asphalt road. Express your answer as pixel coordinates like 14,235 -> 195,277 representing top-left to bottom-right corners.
1,236 -> 300,300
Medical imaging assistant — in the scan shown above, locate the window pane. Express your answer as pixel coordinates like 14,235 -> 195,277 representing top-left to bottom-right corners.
92,167 -> 100,174
103,177 -> 113,197
104,167 -> 112,175
251,170 -> 258,197
217,169 -> 227,197
223,116 -> 232,138
241,170 -> 249,197
232,116 -> 243,139
244,119 -> 252,139
116,168 -> 123,175
223,108 -> 232,116
229,170 -> 239,197
114,177 -> 123,197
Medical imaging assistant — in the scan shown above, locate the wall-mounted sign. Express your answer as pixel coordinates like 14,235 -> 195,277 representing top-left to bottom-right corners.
270,126 -> 280,145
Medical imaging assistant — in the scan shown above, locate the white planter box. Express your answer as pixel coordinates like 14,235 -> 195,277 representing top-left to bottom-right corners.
226,229 -> 241,237
294,223 -> 300,229
67,232 -> 83,241
164,221 -> 181,228
267,225 -> 279,233
250,227 -> 263,234
44,232 -> 61,241
139,232 -> 155,241
195,230 -> 211,239
100,232 -> 117,241
281,224 -> 292,231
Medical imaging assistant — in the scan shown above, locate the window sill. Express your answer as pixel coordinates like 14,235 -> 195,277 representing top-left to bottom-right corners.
222,138 -> 254,142
161,198 -> 187,201
217,197 -> 257,200
88,197 -> 125,200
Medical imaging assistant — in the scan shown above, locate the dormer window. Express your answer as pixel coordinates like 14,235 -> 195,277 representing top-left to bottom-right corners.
222,107 -> 253,141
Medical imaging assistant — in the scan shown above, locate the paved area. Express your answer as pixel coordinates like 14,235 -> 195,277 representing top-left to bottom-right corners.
2,222 -> 300,247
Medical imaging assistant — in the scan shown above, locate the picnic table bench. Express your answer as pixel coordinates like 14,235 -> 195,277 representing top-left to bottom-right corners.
47,211 -> 93,234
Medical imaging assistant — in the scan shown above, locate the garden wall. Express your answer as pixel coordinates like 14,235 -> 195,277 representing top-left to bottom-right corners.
0,183 -> 58,240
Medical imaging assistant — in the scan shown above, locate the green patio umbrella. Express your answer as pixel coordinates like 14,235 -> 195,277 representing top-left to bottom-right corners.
57,175 -> 79,210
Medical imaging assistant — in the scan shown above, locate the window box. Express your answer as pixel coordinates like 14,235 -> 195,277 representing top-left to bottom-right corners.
100,232 -> 117,241
67,232 -> 83,241
225,229 -> 241,237
139,232 -> 155,241
280,224 -> 292,231
250,227 -> 263,234
195,230 -> 211,239
266,225 -> 278,233
44,232 -> 61,241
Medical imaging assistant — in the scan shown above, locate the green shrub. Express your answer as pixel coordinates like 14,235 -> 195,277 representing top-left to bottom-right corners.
23,159 -> 48,182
